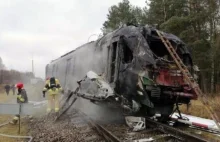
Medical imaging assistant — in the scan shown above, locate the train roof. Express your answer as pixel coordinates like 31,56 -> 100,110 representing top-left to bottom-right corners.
49,29 -> 117,64
50,41 -> 96,63
49,25 -> 191,64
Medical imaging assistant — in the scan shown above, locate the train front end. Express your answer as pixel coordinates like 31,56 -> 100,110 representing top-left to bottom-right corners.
117,27 -> 199,121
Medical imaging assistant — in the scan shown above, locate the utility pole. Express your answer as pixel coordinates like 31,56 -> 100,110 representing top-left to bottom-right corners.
32,54 -> 35,77
0,70 -> 2,84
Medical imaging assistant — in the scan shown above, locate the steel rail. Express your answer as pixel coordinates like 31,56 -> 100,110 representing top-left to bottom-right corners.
145,117 -> 209,142
74,110 -> 209,142
77,110 -> 121,142
56,90 -> 210,142
57,101 -> 211,142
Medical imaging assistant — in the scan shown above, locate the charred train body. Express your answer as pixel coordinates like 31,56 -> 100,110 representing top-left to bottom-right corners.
46,26 -> 198,121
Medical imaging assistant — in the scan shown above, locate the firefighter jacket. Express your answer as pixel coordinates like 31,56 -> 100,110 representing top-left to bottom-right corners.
17,89 -> 28,103
43,78 -> 63,95
5,85 -> 10,91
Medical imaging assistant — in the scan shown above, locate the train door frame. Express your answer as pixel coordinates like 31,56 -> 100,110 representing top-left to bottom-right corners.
45,64 -> 49,79
71,57 -> 76,76
107,41 -> 120,85
55,64 -> 58,78
64,58 -> 72,89
52,64 -> 56,77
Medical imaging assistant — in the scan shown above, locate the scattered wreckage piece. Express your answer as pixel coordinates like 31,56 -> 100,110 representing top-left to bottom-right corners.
125,114 -> 220,141
171,113 -> 220,134
68,109 -> 209,142
125,116 -> 146,132
107,115 -> 209,142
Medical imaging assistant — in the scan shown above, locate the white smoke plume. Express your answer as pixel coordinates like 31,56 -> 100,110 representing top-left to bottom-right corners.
0,57 -> 5,70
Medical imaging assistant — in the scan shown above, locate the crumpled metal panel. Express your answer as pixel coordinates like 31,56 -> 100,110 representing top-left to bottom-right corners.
114,26 -> 156,66
144,27 -> 191,55
78,71 -> 114,99
125,116 -> 146,132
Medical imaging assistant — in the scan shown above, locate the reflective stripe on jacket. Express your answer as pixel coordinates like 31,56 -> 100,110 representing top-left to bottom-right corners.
17,89 -> 28,103
43,79 -> 63,95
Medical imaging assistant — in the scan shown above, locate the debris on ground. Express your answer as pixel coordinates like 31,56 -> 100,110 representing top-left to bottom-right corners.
27,113 -> 104,142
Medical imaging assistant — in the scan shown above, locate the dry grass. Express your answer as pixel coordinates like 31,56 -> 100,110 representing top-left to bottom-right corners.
0,115 -> 28,142
180,94 -> 220,119
0,93 -> 16,103
0,86 -> 28,142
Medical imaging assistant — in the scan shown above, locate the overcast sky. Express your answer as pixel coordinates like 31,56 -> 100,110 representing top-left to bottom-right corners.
0,0 -> 145,78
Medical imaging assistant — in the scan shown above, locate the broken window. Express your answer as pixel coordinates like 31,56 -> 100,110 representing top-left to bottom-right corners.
148,40 -> 169,58
110,42 -> 117,83
122,43 -> 133,64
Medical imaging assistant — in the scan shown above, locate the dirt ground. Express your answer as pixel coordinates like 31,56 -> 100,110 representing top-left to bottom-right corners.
27,114 -> 80,142
1,83 -> 220,142
0,84 -> 44,142
27,112 -> 104,142
0,90 -> 28,142
21,90 -> 220,142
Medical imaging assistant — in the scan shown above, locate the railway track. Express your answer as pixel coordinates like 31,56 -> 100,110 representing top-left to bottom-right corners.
54,92 -> 211,142
52,90 -> 213,141
56,107 -> 209,142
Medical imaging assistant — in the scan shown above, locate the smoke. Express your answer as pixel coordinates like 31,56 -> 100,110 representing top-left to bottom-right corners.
71,97 -> 124,124
0,57 -> 5,70
24,83 -> 47,117
46,35 -> 124,123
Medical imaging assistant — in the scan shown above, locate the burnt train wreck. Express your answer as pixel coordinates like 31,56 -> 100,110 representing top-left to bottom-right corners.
46,25 -> 199,122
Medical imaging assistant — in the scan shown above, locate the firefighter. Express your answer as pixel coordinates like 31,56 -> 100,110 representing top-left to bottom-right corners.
10,82 -> 28,125
11,84 -> 16,95
4,84 -> 10,95
43,77 -> 63,113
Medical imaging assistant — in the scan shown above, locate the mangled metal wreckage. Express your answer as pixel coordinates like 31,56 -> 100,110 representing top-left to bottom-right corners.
46,26 -> 198,122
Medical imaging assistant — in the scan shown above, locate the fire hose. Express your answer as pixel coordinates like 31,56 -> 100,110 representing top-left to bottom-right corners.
0,119 -> 33,142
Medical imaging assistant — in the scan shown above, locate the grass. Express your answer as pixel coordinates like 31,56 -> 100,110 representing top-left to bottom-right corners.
0,87 -> 28,142
180,94 -> 220,119
0,115 -> 28,142
179,94 -> 220,141
0,84 -> 219,141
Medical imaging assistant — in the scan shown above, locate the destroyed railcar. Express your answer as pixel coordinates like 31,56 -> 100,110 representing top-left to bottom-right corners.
46,25 -> 197,121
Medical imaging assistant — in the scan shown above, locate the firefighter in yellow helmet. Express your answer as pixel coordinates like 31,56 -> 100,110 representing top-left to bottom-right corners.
43,77 -> 63,113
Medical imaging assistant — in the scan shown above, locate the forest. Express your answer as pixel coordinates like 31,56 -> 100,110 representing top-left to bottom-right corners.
102,0 -> 220,93
0,57 -> 35,84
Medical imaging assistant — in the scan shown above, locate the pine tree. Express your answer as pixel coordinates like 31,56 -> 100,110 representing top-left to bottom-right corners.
144,0 -> 188,27
144,0 -> 220,92
102,0 -> 220,93
101,0 -> 143,34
